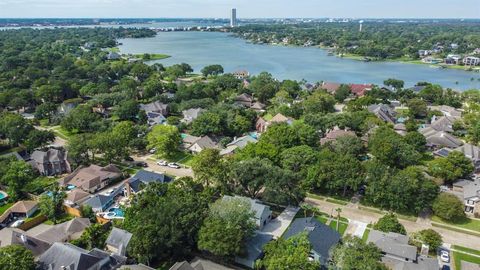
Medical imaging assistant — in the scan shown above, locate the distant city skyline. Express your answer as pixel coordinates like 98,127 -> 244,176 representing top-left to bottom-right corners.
0,0 -> 478,19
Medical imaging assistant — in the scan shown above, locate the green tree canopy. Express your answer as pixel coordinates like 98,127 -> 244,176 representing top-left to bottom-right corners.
432,193 -> 466,222
330,236 -> 387,270
0,245 -> 36,270
147,125 -> 182,158
373,213 -> 406,235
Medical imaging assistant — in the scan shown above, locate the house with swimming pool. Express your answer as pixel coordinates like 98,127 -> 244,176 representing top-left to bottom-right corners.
126,170 -> 172,195
59,164 -> 122,193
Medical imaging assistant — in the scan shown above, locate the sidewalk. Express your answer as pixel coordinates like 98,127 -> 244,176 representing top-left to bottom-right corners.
306,197 -> 480,250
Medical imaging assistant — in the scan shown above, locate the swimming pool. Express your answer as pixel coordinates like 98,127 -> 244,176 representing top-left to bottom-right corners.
0,191 -> 8,201
109,207 -> 125,217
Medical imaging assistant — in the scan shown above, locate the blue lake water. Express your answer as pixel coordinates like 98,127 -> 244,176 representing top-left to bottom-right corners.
118,31 -> 480,90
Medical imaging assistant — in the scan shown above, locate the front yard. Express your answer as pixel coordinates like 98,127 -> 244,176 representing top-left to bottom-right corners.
452,246 -> 480,270
432,216 -> 480,233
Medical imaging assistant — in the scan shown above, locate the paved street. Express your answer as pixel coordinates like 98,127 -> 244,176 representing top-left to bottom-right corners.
133,154 -> 194,178
306,197 -> 480,250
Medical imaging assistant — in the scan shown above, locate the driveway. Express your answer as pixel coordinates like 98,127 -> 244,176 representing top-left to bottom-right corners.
346,220 -> 368,238
262,206 -> 299,239
306,197 -> 480,250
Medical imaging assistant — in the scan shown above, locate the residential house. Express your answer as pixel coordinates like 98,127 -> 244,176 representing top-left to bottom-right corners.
349,84 -> 372,97
368,104 -> 397,124
320,126 -> 357,145
35,218 -> 91,244
250,101 -> 266,113
60,164 -> 122,193
140,101 -> 168,116
422,56 -> 442,64
409,85 -> 426,93
418,50 -> 432,57
37,242 -> 125,270
29,147 -> 71,176
433,147 -> 453,158
126,170 -> 172,194
235,232 -> 273,269
464,56 -> 480,66
419,127 -> 463,149
256,113 -> 293,133
429,115 -> 458,133
367,230 -> 439,270
0,201 -> 39,226
220,135 -> 258,156
283,217 -> 341,266
182,108 -> 205,124
0,228 -> 51,256
170,258 -> 234,270
81,194 -> 114,213
222,195 -> 272,230
445,54 -> 462,65
455,143 -> 480,172
394,123 -> 408,136
428,105 -> 462,118
182,134 -> 201,149
107,51 -> 121,60
234,93 -> 254,107
105,227 -> 132,256
146,112 -> 167,126
320,82 -> 342,94
188,135 -> 218,154
232,70 -> 249,79
453,179 -> 480,215
64,189 -> 91,207
58,102 -> 78,115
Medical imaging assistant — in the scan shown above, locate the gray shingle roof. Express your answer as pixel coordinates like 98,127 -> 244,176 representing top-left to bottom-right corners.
367,230 -> 417,261
235,232 -> 273,268
105,228 -> 132,256
128,170 -> 171,192
283,217 -> 341,265
368,104 -> 397,123
37,243 -> 102,270
420,127 -> 463,148
82,194 -> 113,211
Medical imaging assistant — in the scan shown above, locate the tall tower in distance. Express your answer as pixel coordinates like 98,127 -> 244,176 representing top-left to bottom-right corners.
230,8 -> 237,27
359,20 -> 364,32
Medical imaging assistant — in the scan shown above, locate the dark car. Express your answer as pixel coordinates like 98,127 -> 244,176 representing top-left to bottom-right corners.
124,156 -> 134,162
442,265 -> 450,270
136,161 -> 148,167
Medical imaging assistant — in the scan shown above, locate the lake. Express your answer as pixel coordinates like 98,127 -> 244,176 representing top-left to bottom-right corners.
118,31 -> 480,90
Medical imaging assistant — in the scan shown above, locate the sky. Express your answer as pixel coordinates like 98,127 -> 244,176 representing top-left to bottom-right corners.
0,0 -> 478,19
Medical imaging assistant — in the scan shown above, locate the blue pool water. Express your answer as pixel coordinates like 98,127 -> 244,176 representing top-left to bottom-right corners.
109,208 -> 125,217
0,192 -> 6,200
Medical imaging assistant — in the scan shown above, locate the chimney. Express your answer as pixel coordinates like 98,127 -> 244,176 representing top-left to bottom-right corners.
125,182 -> 132,197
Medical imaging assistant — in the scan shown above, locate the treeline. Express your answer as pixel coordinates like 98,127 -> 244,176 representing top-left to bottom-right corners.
231,22 -> 480,59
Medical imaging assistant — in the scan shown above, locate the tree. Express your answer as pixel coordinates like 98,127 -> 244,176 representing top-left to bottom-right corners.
114,100 -> 139,121
330,134 -> 364,157
432,193 -> 466,222
39,186 -> 66,224
191,112 -> 223,136
198,197 -> 255,257
407,98 -> 428,118
34,102 -> 58,122
373,213 -> 407,235
257,234 -> 320,270
280,145 -> 317,176
23,129 -> 55,152
0,245 -> 36,270
61,105 -> 100,133
305,149 -> 363,196
1,161 -> 36,200
249,72 -> 280,103
71,224 -> 111,250
403,131 -> 427,152
124,179 -> 210,264
428,151 -> 474,183
147,125 -> 181,158
364,166 -> 439,214
0,113 -> 33,146
334,84 -> 351,102
303,91 -> 336,115
330,236 -> 387,270
417,229 -> 443,251
201,65 -> 224,77
191,148 -> 225,186
368,126 -> 421,169
384,78 -> 404,90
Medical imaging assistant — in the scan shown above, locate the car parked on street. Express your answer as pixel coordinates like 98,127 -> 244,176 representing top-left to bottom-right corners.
157,160 -> 168,166
168,163 -> 180,169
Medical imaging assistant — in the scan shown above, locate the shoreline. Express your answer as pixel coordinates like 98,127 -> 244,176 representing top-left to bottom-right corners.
233,34 -> 479,73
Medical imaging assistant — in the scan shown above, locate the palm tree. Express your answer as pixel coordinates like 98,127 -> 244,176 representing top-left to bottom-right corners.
335,208 -> 342,231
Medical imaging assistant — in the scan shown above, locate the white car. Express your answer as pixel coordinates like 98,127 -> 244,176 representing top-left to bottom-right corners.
10,219 -> 24,228
168,163 -> 180,169
103,188 -> 116,196
149,148 -> 157,154
440,250 -> 450,263
157,160 -> 168,166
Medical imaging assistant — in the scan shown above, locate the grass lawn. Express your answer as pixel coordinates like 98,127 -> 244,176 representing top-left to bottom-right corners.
51,126 -> 74,140
329,220 -> 349,236
165,151 -> 194,166
453,245 -> 480,256
432,216 -> 480,232
0,202 -> 14,215
316,216 -> 328,224
362,229 -> 371,243
453,250 -> 480,270
0,146 -> 23,155
134,53 -> 171,61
